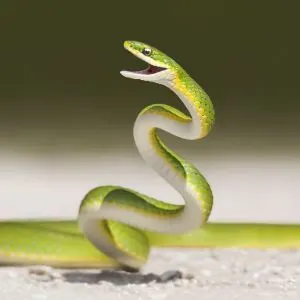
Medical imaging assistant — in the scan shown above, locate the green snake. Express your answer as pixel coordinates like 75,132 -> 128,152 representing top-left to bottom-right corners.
0,41 -> 299,270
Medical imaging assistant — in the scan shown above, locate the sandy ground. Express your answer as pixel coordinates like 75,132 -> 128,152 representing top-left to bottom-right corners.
0,154 -> 299,299
0,249 -> 299,300
0,249 -> 300,300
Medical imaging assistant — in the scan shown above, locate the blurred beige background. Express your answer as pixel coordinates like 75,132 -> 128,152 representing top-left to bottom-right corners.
0,1 -> 299,222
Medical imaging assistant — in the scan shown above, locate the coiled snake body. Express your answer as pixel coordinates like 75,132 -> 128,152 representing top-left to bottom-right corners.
79,40 -> 215,269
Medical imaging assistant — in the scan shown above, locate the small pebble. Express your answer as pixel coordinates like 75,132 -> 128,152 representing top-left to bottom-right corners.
28,266 -> 62,282
158,270 -> 183,283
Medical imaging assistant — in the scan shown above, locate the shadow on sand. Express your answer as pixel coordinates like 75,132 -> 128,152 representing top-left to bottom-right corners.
62,269 -> 185,285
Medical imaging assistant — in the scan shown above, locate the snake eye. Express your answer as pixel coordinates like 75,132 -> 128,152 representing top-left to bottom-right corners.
142,48 -> 152,56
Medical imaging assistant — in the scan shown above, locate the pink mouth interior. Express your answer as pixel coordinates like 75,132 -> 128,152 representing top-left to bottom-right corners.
135,64 -> 166,75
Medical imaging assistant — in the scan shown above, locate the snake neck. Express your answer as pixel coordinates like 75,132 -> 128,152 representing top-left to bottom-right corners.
133,74 -> 214,233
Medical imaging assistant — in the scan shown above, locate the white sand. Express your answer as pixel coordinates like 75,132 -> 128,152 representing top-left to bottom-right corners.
0,154 -> 299,299
0,249 -> 299,300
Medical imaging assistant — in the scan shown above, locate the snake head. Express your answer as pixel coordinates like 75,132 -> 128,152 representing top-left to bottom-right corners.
121,41 -> 179,84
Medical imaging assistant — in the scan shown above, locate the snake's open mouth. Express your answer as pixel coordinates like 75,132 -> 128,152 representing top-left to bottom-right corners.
120,41 -> 168,80
121,63 -> 167,80
128,64 -> 167,75
138,64 -> 167,75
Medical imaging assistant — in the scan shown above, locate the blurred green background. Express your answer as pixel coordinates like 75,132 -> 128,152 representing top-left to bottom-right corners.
0,1 -> 299,222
